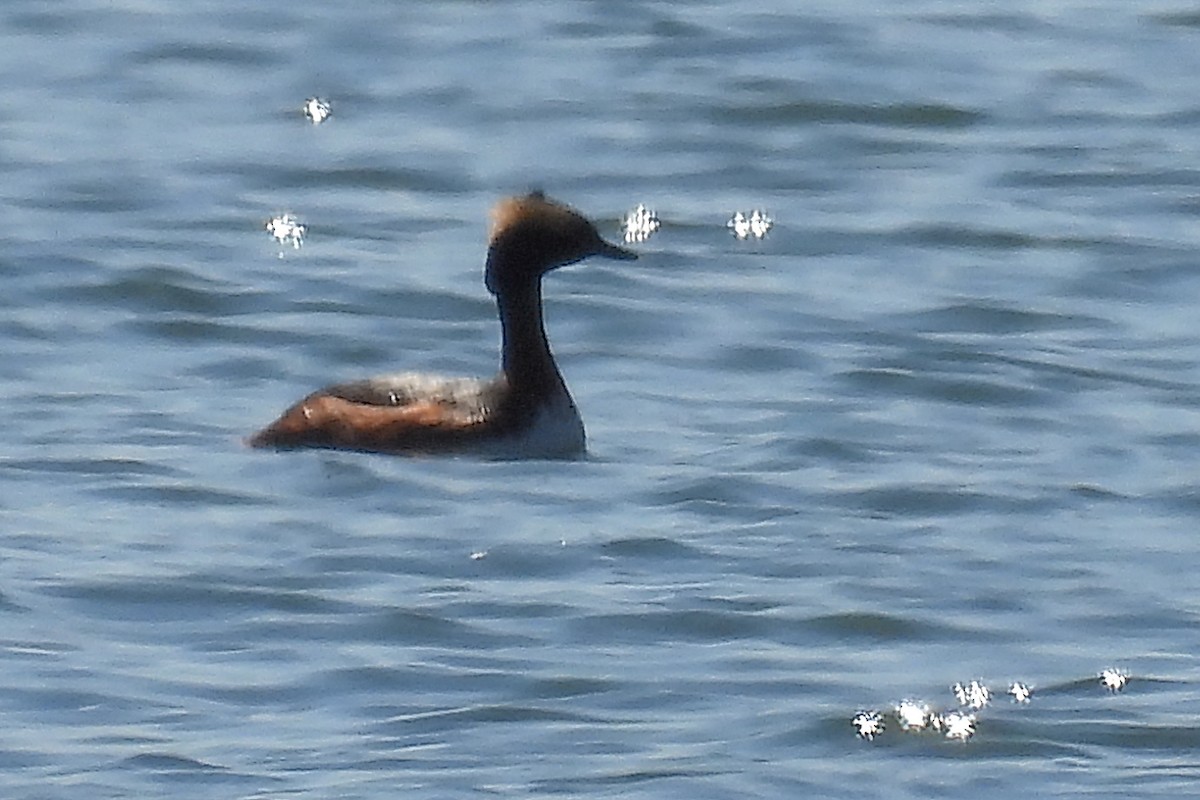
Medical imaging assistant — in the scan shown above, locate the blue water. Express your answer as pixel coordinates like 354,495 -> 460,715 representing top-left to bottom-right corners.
4,1 -> 1200,797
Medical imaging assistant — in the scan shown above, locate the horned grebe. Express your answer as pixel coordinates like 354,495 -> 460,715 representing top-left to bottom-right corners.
248,192 -> 636,457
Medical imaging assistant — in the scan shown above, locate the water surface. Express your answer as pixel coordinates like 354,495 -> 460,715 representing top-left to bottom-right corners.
3,2 -> 1200,798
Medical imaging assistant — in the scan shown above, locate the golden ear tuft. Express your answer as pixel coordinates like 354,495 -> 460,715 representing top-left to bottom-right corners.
488,196 -> 529,241
488,192 -> 575,242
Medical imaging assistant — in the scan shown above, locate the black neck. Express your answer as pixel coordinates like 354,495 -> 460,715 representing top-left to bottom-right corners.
496,281 -> 565,395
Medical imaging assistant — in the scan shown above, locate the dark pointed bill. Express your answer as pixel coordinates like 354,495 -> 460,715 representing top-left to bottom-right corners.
597,238 -> 638,260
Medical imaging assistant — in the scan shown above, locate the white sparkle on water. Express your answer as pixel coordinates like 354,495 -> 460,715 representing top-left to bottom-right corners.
952,680 -> 991,710
852,711 -> 884,740
303,97 -> 332,124
851,666 -> 1133,743
727,209 -> 773,239
895,700 -> 932,731
621,203 -> 661,243
265,214 -> 306,250
940,711 -> 976,741
1100,668 -> 1129,693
